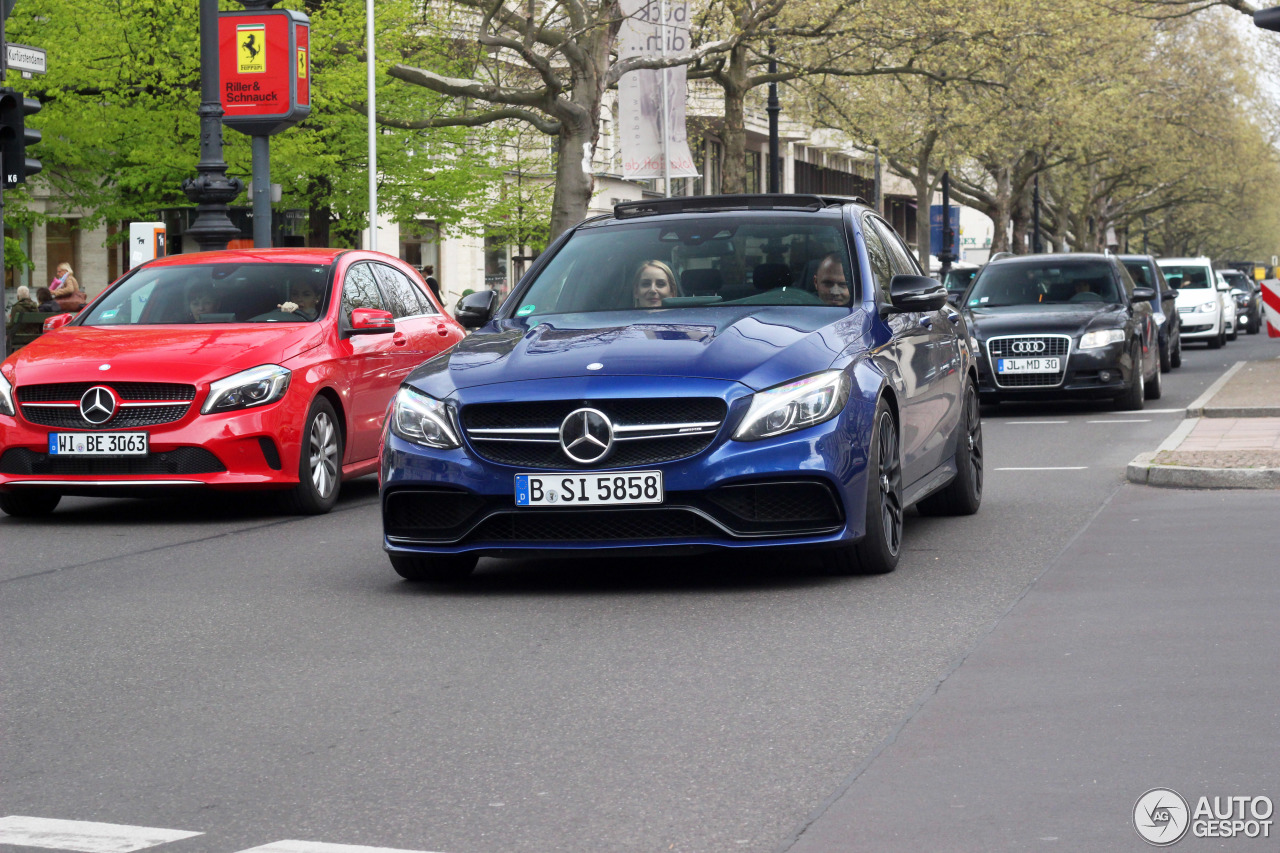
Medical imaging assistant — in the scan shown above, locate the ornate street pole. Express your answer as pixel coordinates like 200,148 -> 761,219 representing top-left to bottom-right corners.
182,0 -> 244,251
767,46 -> 780,194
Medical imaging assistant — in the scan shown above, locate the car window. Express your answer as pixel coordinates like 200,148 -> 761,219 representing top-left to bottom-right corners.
967,260 -> 1121,307
341,263 -> 388,323
942,268 -> 978,293
860,217 -> 894,306
1158,264 -> 1211,289
511,214 -> 855,316
870,217 -> 921,278
1116,263 -> 1136,298
1122,261 -> 1155,289
79,263 -> 331,326
374,264 -> 430,318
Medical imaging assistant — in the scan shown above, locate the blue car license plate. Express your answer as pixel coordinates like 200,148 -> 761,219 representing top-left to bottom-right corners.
515,471 -> 663,506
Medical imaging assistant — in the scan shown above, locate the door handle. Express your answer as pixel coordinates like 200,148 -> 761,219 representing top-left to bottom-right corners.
437,323 -> 450,337
392,332 -> 408,346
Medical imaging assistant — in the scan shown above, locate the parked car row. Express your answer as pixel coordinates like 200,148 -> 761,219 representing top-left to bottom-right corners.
951,251 -> 1258,412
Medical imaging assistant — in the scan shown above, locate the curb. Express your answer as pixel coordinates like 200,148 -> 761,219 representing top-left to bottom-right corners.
1126,452 -> 1280,489
1185,360 -> 1244,417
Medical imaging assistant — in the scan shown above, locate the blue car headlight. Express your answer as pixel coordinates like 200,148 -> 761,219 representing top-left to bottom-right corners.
734,370 -> 851,441
391,387 -> 461,449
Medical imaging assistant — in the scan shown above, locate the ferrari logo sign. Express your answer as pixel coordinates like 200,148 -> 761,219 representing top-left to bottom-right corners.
297,48 -> 307,79
237,23 -> 267,74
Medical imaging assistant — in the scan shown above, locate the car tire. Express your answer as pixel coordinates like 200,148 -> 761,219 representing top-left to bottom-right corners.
390,553 -> 478,582
1248,310 -> 1260,334
1208,326 -> 1224,349
1159,334 -> 1172,373
1228,319 -> 1238,342
822,399 -> 901,576
1170,333 -> 1183,368
0,490 -> 62,517
280,397 -> 343,515
1115,346 -> 1145,411
1144,357 -> 1163,400
917,381 -> 982,517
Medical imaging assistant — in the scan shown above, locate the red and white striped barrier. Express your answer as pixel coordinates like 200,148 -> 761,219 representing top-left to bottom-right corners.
1263,279 -> 1280,338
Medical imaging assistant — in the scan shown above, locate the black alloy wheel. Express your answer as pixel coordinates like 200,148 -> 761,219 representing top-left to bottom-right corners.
1115,344 -> 1146,411
823,399 -> 901,575
390,553 -> 479,582
0,490 -> 62,517
918,381 -> 983,516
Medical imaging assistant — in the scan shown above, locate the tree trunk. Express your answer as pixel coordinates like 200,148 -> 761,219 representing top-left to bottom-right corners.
717,44 -> 750,195
988,168 -> 1013,253
912,134 -> 937,269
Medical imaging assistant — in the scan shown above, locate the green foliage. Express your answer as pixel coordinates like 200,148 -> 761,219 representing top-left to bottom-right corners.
5,236 -> 31,272
3,0 -> 547,242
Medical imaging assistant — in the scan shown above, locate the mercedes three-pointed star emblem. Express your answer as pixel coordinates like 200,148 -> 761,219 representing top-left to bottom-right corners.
79,386 -> 118,425
559,407 -> 614,464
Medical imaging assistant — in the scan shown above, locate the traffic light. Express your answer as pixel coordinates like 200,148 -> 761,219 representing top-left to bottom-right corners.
0,87 -> 41,189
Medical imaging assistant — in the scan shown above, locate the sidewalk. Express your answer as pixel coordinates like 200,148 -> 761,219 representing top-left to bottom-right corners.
1127,357 -> 1280,488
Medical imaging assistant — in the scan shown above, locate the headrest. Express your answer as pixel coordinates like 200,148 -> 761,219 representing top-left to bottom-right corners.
682,268 -> 724,295
753,263 -> 792,291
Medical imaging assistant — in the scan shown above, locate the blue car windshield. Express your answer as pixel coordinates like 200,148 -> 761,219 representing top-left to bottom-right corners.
968,260 -> 1120,307
80,263 -> 332,326
510,217 -> 857,317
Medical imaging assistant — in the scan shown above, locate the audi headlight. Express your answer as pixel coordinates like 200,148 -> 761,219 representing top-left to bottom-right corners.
0,372 -> 14,417
1079,329 -> 1125,349
734,370 -> 850,441
201,364 -> 291,414
390,387 -> 461,449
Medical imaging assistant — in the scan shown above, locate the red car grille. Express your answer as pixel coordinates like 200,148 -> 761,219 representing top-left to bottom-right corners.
16,382 -> 196,431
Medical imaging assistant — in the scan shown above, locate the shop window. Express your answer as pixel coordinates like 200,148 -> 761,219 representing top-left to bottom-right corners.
46,218 -> 81,285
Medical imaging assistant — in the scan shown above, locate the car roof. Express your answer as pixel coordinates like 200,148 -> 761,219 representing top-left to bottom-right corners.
986,252 -> 1113,265
145,248 -> 350,268
1155,257 -> 1211,265
590,193 -> 868,227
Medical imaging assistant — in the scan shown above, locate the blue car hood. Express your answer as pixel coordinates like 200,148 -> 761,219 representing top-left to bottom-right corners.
411,306 -> 870,396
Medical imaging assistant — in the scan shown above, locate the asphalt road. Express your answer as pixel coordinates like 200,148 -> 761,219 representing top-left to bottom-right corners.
2,332 -> 1276,853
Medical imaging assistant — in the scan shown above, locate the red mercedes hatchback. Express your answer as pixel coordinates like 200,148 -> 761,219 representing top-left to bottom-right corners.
0,248 -> 465,516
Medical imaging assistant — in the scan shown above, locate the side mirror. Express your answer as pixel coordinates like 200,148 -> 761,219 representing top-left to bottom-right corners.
888,275 -> 948,312
455,289 -> 500,329
1216,280 -> 1230,292
349,306 -> 395,335
1230,288 -> 1245,297
43,313 -> 75,332
946,291 -> 964,306
1131,286 -> 1156,301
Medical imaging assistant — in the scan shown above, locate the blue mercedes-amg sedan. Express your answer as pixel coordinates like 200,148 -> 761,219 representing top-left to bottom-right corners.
379,195 -> 982,581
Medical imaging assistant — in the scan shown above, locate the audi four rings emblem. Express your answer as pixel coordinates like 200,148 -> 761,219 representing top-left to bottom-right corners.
1010,340 -> 1046,354
559,408 -> 614,464
79,386 -> 118,425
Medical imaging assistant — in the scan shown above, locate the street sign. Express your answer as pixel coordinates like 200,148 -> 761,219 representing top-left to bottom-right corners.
217,9 -> 310,136
128,222 -> 166,269
5,43 -> 45,75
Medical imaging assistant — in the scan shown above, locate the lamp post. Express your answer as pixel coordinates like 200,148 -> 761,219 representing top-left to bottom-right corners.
766,43 -> 780,194
1032,173 -> 1041,254
939,170 -> 955,278
182,0 -> 245,251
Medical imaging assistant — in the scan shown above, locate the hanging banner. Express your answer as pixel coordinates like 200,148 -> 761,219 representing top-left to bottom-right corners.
618,0 -> 699,181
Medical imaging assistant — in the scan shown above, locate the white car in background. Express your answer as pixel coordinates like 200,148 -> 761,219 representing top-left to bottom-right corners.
1157,257 -> 1227,349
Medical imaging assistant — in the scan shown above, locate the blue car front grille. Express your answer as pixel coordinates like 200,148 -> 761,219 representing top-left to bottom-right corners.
461,397 -> 727,469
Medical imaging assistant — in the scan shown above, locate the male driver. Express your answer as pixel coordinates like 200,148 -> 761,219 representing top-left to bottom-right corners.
813,253 -> 851,306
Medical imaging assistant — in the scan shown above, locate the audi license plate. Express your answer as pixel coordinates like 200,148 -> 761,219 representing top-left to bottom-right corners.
515,471 -> 663,507
48,432 -> 149,456
997,357 -> 1060,374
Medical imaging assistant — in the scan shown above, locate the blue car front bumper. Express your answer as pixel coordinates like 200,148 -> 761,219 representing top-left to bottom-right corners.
380,375 -> 876,558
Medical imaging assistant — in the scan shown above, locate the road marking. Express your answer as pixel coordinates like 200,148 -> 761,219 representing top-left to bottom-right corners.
1140,408 -> 1186,414
995,466 -> 1088,471
1001,420 -> 1069,425
236,842 -> 448,853
0,817 -> 202,853
1086,419 -> 1151,423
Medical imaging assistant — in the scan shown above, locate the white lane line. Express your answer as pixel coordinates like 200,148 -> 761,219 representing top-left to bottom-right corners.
235,842 -> 448,853
0,817 -> 202,853
1001,420 -> 1069,425
1140,408 -> 1186,414
995,466 -> 1088,471
1086,419 -> 1151,423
